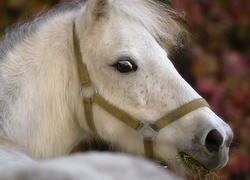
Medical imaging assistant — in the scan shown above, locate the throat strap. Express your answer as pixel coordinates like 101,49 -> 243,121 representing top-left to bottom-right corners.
73,23 -> 98,134
73,23 -> 210,160
73,25 -> 90,86
83,98 -> 98,134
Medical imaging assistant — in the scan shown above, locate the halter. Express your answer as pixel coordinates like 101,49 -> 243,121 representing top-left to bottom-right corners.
73,24 -> 209,160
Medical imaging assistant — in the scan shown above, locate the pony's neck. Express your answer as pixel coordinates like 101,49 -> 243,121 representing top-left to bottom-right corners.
2,10 -> 90,159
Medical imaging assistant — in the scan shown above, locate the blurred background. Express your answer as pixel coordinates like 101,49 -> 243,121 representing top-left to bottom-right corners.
0,0 -> 249,179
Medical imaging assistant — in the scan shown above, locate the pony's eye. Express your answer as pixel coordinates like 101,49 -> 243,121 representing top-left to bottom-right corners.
113,60 -> 138,73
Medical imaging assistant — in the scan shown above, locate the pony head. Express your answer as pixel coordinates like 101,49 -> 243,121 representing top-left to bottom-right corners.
75,0 -> 233,176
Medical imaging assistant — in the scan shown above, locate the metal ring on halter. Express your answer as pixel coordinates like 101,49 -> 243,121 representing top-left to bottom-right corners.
137,121 -> 158,141
157,160 -> 168,169
80,83 -> 98,100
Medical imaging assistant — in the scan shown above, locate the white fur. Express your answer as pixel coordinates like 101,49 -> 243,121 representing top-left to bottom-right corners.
0,0 -> 233,178
0,152 -> 182,180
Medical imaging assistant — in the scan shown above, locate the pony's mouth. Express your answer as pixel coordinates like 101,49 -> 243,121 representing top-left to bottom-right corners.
157,152 -> 220,179
178,152 -> 220,179
179,152 -> 206,171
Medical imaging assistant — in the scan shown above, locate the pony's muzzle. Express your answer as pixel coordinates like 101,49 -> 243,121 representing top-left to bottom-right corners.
201,125 -> 233,170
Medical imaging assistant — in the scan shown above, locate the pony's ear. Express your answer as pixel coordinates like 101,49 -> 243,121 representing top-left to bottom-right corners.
85,0 -> 111,25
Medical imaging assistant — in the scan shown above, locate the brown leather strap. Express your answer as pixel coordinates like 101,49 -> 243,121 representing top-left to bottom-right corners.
83,98 -> 98,134
150,98 -> 209,132
73,23 -> 98,133
92,94 -> 141,130
73,23 -> 90,86
143,137 -> 155,160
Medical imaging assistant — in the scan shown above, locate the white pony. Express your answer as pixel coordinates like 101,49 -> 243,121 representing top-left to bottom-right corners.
0,0 -> 233,178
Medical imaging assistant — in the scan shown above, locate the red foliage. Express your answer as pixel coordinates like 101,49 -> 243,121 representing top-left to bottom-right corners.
171,0 -> 250,179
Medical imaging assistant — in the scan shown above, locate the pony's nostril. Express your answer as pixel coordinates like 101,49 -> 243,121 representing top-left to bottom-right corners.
205,129 -> 223,154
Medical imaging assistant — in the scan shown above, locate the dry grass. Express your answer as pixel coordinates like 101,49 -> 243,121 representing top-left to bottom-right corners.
179,152 -> 221,180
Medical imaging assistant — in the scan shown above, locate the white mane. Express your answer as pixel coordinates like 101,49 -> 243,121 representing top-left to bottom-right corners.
110,0 -> 183,46
0,0 -> 183,58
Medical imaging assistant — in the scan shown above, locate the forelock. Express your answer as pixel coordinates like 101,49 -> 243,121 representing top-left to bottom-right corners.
111,0 -> 186,48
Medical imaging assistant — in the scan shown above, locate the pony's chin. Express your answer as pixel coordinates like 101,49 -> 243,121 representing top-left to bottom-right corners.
157,153 -> 214,178
172,152 -> 218,179
157,157 -> 187,177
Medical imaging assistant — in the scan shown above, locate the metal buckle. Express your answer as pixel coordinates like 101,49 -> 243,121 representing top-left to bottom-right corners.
156,160 -> 168,169
137,121 -> 158,141
80,83 -> 98,100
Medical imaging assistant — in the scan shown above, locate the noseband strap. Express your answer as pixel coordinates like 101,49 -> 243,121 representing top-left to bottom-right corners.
73,24 -> 209,160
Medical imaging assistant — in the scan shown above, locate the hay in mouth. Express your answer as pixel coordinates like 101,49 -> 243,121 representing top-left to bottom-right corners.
179,152 -> 221,180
